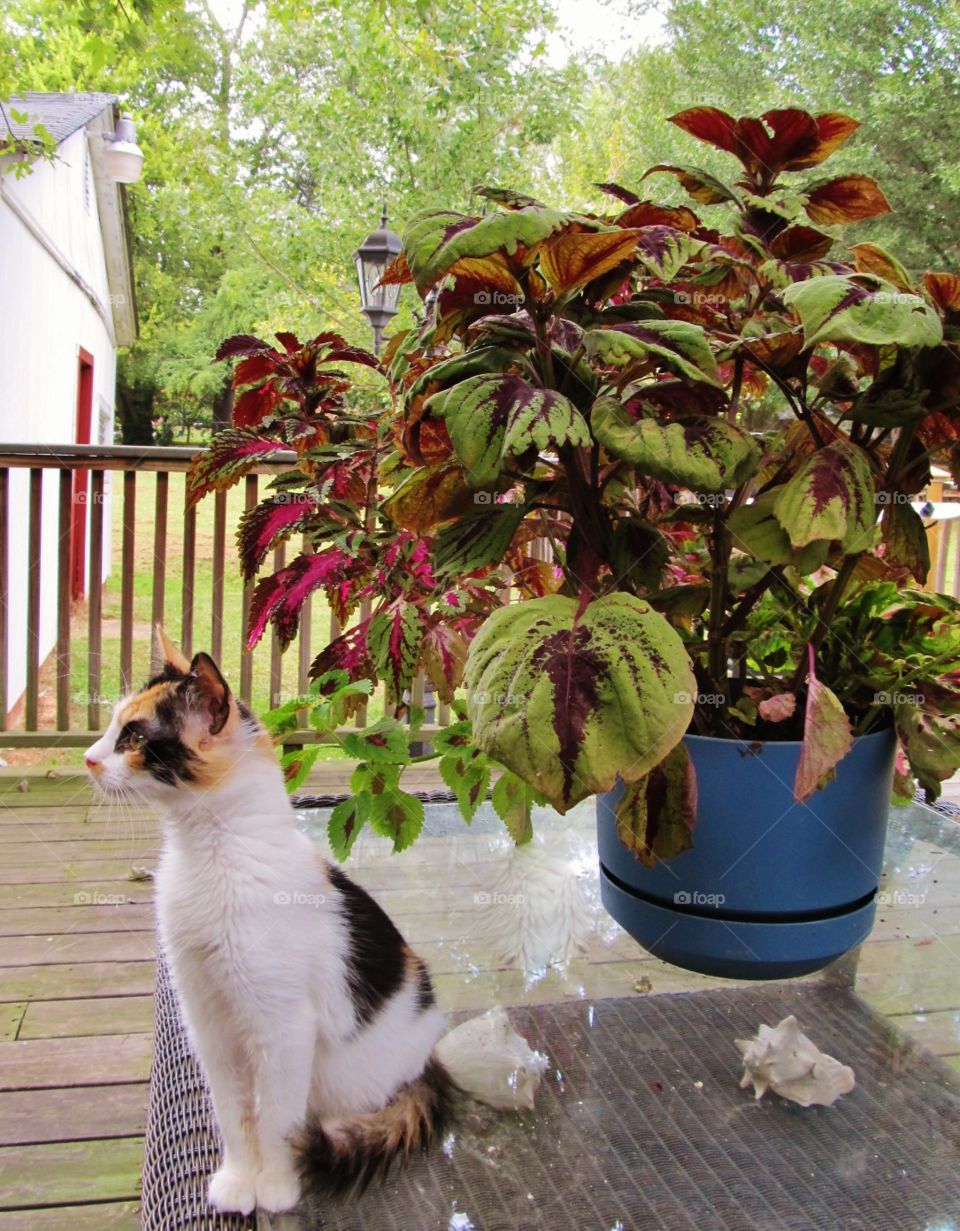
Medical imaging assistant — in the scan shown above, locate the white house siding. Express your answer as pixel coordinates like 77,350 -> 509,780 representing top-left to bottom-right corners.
0,126 -> 117,718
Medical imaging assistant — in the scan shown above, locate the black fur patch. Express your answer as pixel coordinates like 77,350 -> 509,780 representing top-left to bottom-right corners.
295,1058 -> 454,1197
327,864 -> 406,1028
415,960 -> 436,1013
143,664 -> 187,688
115,716 -> 197,786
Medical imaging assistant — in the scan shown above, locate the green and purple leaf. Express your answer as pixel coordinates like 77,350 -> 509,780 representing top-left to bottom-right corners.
340,718 -> 411,764
328,794 -> 369,860
367,600 -> 424,699
584,319 -> 722,386
795,646 -> 853,802
465,592 -> 696,812
614,742 -> 697,868
427,374 -> 590,487
421,623 -> 469,703
592,396 -> 759,493
772,439 -> 876,552
881,500 -> 930,584
402,204 -> 571,295
433,503 -> 527,575
895,682 -> 960,801
783,275 -> 942,350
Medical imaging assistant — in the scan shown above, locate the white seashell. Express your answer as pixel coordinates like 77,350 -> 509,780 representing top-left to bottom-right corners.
436,1007 -> 549,1111
735,1015 -> 855,1107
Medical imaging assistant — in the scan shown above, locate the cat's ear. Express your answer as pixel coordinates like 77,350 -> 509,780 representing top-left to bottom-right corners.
186,653 -> 232,736
155,625 -> 190,675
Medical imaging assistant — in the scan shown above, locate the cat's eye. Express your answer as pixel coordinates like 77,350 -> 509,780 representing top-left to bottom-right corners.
129,732 -> 147,749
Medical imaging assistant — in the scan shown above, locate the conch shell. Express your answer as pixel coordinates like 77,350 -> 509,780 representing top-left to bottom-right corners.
435,1007 -> 549,1111
736,1015 -> 855,1107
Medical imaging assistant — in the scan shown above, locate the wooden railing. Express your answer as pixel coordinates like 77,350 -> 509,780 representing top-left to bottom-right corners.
0,443 -> 373,748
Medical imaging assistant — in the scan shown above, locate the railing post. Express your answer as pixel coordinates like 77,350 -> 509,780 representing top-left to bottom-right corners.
25,468 -> 42,731
119,471 -> 136,695
87,470 -> 105,730
0,469 -> 7,730
149,472 -> 169,672
56,469 -> 72,730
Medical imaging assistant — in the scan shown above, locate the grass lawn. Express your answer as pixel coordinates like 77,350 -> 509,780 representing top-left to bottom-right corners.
12,470 -> 384,768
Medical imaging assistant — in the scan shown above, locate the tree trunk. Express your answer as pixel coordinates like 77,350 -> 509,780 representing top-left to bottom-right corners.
212,379 -> 234,432
116,373 -> 156,446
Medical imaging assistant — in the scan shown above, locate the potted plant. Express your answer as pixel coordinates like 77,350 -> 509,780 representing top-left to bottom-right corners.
191,105 -> 960,979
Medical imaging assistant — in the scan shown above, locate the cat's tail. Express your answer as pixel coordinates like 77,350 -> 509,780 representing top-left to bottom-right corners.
294,1057 -> 454,1196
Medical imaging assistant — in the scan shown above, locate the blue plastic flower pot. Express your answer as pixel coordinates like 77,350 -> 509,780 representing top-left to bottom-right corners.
596,726 -> 897,980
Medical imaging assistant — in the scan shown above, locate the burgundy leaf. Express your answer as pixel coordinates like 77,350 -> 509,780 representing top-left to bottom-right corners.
247,549 -> 351,650
186,429 -> 286,507
237,492 -> 323,580
233,382 -> 286,428
215,334 -> 274,361
595,181 -> 641,205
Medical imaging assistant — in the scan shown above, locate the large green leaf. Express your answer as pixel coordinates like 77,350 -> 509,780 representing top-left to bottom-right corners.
402,205 -> 571,295
592,396 -> 759,493
773,440 -> 876,552
427,374 -> 590,487
782,275 -> 942,349
465,593 -> 695,812
728,489 -> 830,573
584,320 -> 723,386
406,346 -> 532,402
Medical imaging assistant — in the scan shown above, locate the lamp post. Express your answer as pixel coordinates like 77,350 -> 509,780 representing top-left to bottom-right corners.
354,204 -> 402,356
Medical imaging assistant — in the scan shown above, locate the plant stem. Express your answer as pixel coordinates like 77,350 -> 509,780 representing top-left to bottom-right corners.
707,503 -> 732,707
790,551 -> 862,691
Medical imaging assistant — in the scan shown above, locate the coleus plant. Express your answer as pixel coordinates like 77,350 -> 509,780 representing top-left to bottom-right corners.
190,105 -> 960,863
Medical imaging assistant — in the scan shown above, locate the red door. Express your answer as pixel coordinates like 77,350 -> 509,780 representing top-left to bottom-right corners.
71,350 -> 94,600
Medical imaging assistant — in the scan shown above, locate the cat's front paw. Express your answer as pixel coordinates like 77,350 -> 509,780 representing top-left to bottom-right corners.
208,1166 -> 257,1214
256,1163 -> 302,1213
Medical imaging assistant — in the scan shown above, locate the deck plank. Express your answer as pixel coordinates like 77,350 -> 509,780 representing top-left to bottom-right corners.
0,932 -> 156,967
0,960 -> 156,1004
0,1137 -> 144,1207
0,904 -> 155,937
0,1202 -> 141,1230
0,1033 -> 153,1090
0,861 -> 158,886
0,881 -> 154,910
0,1005 -> 23,1043
19,996 -> 155,1040
0,1084 -> 148,1144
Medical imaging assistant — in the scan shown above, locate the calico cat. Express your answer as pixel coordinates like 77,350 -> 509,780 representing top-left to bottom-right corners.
85,629 -> 452,1215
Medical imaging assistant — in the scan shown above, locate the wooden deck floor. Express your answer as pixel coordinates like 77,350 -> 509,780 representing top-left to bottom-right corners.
0,768 -> 957,1228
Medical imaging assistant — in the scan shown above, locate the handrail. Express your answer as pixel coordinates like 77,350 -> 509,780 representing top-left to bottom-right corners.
0,442 -> 298,474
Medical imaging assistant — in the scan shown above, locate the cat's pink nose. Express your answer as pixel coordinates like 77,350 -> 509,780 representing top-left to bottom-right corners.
84,755 -> 98,769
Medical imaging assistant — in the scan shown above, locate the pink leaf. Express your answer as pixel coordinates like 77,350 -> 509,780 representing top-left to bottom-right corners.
247,549 -> 351,650
759,693 -> 797,723
794,646 -> 852,802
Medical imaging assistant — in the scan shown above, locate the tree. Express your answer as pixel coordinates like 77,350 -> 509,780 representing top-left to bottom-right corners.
1,0 -> 582,441
574,0 -> 960,270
